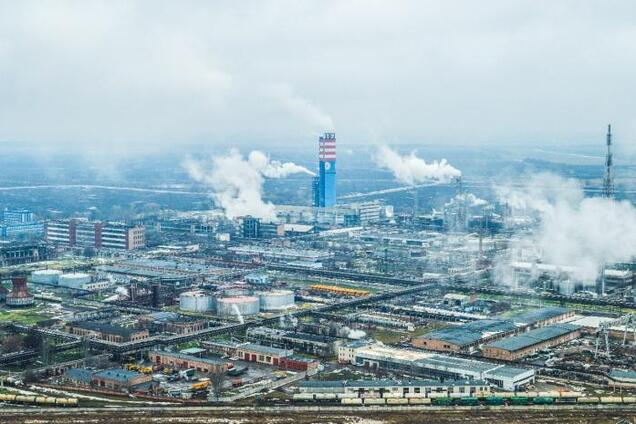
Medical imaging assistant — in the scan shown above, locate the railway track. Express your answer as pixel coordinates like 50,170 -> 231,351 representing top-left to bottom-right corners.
1,404 -> 635,424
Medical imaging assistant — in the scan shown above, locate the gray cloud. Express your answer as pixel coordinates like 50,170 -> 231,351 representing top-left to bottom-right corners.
1,1 -> 636,150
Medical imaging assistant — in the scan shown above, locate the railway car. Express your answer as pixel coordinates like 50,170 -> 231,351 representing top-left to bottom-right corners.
337,393 -> 359,399
577,397 -> 600,403
432,397 -> 453,406
600,397 -> 623,404
386,398 -> 409,405
509,396 -> 530,405
533,397 -> 555,405
457,397 -> 479,406
293,393 -> 315,401
363,398 -> 386,405
408,397 -> 431,405
485,397 -> 505,405
621,397 -> 636,403
340,398 -> 363,405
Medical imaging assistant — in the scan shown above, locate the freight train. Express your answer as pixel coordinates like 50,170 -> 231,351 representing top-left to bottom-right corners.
293,391 -> 636,406
0,393 -> 78,407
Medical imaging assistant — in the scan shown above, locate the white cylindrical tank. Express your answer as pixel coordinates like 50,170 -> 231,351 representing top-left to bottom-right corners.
31,269 -> 63,285
179,291 -> 214,312
58,273 -> 91,289
216,296 -> 260,319
258,290 -> 295,311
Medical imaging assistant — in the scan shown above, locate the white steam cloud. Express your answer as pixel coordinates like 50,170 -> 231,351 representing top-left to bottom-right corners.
497,173 -> 636,283
375,145 -> 461,185
184,149 -> 315,220
446,193 -> 488,208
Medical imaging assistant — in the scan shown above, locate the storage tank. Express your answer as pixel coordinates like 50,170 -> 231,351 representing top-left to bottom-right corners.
58,273 -> 91,289
31,269 -> 63,285
179,291 -> 215,312
258,290 -> 295,311
216,296 -> 260,319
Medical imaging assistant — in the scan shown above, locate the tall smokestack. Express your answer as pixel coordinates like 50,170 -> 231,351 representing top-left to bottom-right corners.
317,132 -> 336,208
603,124 -> 615,199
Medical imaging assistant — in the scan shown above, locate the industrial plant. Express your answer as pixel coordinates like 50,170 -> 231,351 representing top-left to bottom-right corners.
0,124 -> 635,424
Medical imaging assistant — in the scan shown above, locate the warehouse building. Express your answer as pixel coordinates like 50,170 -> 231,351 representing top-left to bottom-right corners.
149,350 -> 230,373
340,342 -> 534,391
92,368 -> 154,393
509,307 -> 574,328
412,319 -> 517,352
247,327 -> 340,356
65,322 -> 149,343
483,324 -> 581,361
236,343 -> 293,365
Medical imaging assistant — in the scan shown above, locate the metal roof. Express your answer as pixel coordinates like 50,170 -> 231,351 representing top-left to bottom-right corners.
93,368 -> 142,382
609,369 -> 636,382
508,307 -> 570,325
417,319 -> 516,347
485,324 -> 580,352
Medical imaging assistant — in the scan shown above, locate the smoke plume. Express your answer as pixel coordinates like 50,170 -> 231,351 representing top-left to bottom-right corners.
184,149 -> 314,220
446,193 -> 488,208
375,145 -> 461,185
497,173 -> 636,284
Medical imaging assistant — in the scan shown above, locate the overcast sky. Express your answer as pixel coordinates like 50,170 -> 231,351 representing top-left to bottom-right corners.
1,1 -> 636,151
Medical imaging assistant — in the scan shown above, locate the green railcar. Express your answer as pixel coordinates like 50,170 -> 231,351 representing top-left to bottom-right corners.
533,397 -> 554,405
457,397 -> 480,406
509,396 -> 530,405
485,397 -> 505,405
433,397 -> 453,406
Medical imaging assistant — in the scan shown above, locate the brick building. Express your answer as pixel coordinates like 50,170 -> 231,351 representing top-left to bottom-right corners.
149,350 -> 230,373
482,324 -> 581,361
65,322 -> 149,343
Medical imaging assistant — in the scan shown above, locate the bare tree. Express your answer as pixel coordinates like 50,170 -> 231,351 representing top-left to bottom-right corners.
208,369 -> 226,401
2,335 -> 23,354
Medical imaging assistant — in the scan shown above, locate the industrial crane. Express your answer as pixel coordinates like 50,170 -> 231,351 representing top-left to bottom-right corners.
594,314 -> 636,359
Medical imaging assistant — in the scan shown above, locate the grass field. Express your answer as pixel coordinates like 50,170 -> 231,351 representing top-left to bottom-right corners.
369,322 -> 449,344
0,307 -> 50,325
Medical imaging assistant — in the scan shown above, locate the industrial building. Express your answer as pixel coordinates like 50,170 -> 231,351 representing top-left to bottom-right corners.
412,319 -> 517,352
202,340 -> 319,371
45,219 -> 145,250
92,368 -> 154,393
0,241 -> 47,267
483,324 -> 582,361
0,208 -> 44,239
65,322 -> 149,343
228,245 -> 333,263
148,350 -> 230,373
247,327 -> 340,356
339,342 -> 534,391
509,307 -> 574,328
138,312 -> 207,335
